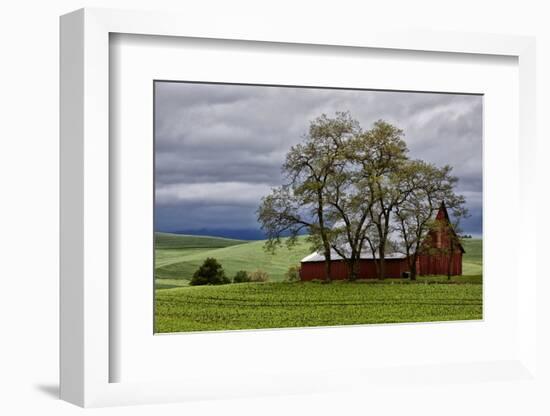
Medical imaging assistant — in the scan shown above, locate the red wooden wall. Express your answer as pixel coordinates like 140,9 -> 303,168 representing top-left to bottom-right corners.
416,252 -> 462,275
299,253 -> 462,280
299,258 -> 410,280
300,252 -> 462,280
299,203 -> 464,280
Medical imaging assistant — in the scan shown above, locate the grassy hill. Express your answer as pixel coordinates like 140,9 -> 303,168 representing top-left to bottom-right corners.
155,233 -> 246,269
460,238 -> 482,277
155,232 -> 245,249
155,233 -> 312,282
155,233 -> 482,285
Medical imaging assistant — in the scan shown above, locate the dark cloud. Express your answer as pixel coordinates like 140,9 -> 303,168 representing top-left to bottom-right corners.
155,82 -> 483,236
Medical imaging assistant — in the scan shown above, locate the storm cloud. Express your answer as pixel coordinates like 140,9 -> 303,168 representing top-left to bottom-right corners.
155,82 -> 483,237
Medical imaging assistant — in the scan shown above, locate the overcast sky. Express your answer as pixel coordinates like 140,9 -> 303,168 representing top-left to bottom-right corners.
155,81 -> 483,238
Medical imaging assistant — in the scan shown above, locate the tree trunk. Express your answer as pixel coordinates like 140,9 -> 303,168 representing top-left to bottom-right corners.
447,239 -> 454,280
323,248 -> 332,283
405,247 -> 417,281
378,246 -> 385,280
410,251 -> 419,280
409,260 -> 417,281
348,256 -> 359,281
317,193 -> 332,283
372,253 -> 380,277
447,251 -> 453,280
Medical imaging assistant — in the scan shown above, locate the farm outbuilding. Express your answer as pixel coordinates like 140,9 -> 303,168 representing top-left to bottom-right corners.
299,202 -> 464,280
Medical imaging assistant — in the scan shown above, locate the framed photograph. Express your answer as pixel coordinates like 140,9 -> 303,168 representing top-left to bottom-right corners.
60,8 -> 538,408
152,80 -> 483,334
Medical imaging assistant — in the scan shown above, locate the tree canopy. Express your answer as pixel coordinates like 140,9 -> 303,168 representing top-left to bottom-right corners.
189,257 -> 230,286
257,113 -> 467,281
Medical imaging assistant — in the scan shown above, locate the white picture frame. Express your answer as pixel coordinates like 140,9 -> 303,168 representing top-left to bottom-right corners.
60,7 -> 538,408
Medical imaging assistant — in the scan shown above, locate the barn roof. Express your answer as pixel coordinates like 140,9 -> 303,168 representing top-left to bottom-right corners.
438,201 -> 465,253
301,247 -> 406,263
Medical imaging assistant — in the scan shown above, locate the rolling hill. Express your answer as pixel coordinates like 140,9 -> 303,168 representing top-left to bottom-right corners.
155,232 -> 246,249
155,233 -> 482,284
460,238 -> 482,276
155,232 -> 312,282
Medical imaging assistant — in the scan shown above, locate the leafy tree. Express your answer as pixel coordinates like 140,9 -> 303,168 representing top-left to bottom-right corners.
324,153 -> 374,281
348,120 -> 410,279
232,270 -> 251,283
259,113 -> 468,282
393,162 -> 466,280
189,258 -> 230,286
258,112 -> 360,282
326,121 -> 467,281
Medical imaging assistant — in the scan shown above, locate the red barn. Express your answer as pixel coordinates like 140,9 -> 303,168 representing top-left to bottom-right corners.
299,202 -> 464,280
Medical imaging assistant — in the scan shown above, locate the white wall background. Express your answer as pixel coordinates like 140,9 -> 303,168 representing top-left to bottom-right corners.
0,1 -> 548,415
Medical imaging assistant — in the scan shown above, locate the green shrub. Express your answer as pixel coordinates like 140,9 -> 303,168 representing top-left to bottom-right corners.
232,270 -> 251,283
285,265 -> 301,282
189,258 -> 230,286
249,269 -> 270,282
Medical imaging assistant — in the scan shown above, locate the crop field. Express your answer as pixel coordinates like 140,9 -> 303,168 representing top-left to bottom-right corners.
155,281 -> 482,332
154,234 -> 483,332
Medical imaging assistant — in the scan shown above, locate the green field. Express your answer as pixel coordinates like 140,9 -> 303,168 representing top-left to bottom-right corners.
154,233 -> 312,282
154,234 -> 483,332
156,282 -> 482,332
460,238 -> 482,277
155,232 -> 246,250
